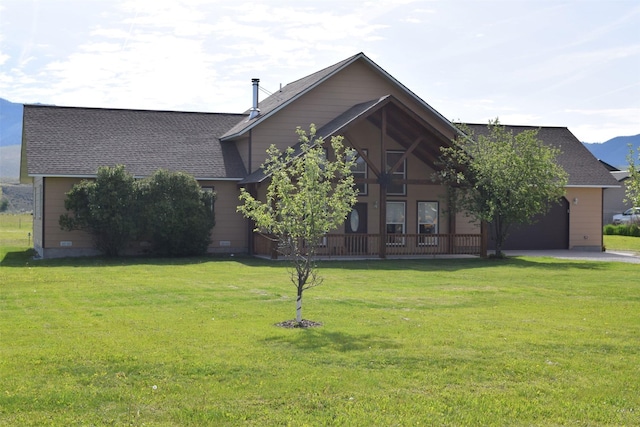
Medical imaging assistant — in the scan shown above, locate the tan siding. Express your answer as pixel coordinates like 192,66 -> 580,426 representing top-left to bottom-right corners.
566,188 -> 604,250
43,178 -> 248,256
455,213 -> 481,234
249,60 -> 456,172
44,177 -> 94,249
203,181 -> 248,252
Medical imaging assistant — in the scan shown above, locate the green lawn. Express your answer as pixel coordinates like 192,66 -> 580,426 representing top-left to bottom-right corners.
604,234 -> 640,254
1,214 -> 639,425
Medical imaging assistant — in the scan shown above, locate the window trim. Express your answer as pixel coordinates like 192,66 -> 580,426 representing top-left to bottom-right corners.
386,201 -> 406,246
352,149 -> 368,196
417,201 -> 439,246
386,150 -> 407,196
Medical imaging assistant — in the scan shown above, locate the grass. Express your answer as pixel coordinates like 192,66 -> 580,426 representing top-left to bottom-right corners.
1,214 -> 639,425
604,234 -> 640,254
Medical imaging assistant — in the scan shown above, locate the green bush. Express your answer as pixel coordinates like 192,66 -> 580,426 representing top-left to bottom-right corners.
60,166 -> 216,257
138,170 -> 216,257
59,165 -> 138,256
604,223 -> 640,237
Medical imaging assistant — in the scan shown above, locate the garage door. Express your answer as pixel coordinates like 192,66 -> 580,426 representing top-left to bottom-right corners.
489,197 -> 569,250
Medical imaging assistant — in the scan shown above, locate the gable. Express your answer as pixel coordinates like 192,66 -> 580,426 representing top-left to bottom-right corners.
222,53 -> 457,143
22,105 -> 247,180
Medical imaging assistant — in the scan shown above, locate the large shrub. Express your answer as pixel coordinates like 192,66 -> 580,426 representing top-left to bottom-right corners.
138,170 -> 216,256
59,165 -> 137,256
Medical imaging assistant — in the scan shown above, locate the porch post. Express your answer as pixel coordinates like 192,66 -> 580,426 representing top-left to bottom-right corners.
379,108 -> 388,259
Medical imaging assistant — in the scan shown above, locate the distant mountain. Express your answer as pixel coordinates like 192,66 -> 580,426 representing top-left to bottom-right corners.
583,134 -> 640,169
0,145 -> 21,179
0,98 -> 23,147
0,98 -> 23,179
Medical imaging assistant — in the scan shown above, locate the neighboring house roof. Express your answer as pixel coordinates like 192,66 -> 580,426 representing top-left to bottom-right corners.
599,159 -> 620,171
21,105 -> 246,180
221,52 -> 458,140
611,170 -> 630,182
464,124 -> 620,188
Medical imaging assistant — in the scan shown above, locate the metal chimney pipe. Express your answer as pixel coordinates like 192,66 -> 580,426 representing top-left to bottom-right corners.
249,78 -> 260,119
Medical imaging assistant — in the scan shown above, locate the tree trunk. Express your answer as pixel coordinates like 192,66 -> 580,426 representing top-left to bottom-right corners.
296,287 -> 303,323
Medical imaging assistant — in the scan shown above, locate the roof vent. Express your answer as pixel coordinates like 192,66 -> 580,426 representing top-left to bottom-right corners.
249,78 -> 260,120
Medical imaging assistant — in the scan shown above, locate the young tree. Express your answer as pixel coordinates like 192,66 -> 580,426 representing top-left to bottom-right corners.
439,119 -> 568,258
138,170 -> 216,256
237,125 -> 358,325
59,165 -> 137,256
624,144 -> 640,214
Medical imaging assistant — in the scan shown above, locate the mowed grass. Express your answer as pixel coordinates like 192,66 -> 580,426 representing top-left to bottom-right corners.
604,234 -> 640,254
1,215 -> 639,426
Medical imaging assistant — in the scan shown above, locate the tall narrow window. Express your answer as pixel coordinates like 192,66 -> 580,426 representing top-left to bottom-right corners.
351,149 -> 368,195
386,150 -> 406,195
202,187 -> 215,213
386,201 -> 405,246
418,201 -> 438,246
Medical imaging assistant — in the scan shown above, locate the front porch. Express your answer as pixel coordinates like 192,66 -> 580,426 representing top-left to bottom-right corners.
254,232 -> 487,259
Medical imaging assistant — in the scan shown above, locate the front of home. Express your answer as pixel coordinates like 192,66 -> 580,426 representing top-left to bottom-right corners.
20,53 -> 618,259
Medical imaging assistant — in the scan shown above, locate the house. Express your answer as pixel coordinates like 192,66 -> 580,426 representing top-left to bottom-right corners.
20,52 -> 618,259
599,161 -> 632,224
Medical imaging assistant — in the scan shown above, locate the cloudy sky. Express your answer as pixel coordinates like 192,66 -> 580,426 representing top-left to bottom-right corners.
1,0 -> 638,142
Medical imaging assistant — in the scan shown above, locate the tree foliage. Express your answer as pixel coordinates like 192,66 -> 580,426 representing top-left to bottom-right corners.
237,125 -> 358,324
138,170 -> 216,256
624,144 -> 640,209
59,165 -> 137,256
60,166 -> 215,257
439,119 -> 568,258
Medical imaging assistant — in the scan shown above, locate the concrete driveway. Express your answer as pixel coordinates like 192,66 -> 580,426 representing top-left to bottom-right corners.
499,250 -> 640,264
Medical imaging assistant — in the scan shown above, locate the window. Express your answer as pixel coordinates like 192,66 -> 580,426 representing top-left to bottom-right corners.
202,187 -> 215,212
418,201 -> 438,246
386,201 -> 405,245
386,151 -> 406,195
351,149 -> 368,195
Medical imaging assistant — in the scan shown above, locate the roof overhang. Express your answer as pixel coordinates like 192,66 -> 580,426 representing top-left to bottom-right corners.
239,95 -> 460,185
565,185 -> 621,188
27,174 -> 243,182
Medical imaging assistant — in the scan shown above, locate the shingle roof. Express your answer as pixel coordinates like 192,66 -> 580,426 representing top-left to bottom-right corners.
22,105 -> 246,180
464,124 -> 619,188
221,53 -> 360,140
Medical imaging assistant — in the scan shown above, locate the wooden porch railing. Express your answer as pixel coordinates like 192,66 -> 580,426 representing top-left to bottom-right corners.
254,233 -> 485,259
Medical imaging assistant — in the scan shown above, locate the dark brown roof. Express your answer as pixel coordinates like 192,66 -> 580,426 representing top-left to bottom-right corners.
464,124 -> 619,188
22,105 -> 246,180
